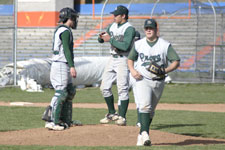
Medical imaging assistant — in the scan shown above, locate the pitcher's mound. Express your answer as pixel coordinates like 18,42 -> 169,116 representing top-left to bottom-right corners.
0,124 -> 225,146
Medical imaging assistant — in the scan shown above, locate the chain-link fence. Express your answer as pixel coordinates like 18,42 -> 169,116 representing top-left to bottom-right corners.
0,15 -> 14,69
193,2 -> 225,82
170,0 -> 225,83
85,0 -> 225,83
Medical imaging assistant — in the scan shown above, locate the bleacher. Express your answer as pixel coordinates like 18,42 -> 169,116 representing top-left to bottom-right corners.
0,15 -> 14,68
0,14 -> 225,72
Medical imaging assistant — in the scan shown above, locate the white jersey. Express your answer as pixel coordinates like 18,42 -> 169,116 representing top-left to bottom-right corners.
52,26 -> 73,62
109,22 -> 132,55
135,37 -> 170,80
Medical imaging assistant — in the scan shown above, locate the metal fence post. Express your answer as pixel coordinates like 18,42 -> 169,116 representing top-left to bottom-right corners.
208,0 -> 217,83
13,0 -> 18,86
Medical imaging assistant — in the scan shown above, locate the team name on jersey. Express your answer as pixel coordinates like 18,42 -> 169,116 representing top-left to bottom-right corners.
109,32 -> 124,41
140,54 -> 162,67
140,53 -> 161,64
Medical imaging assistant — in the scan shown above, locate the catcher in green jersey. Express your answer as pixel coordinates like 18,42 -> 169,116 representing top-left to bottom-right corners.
98,5 -> 136,126
43,7 -> 81,131
128,19 -> 180,146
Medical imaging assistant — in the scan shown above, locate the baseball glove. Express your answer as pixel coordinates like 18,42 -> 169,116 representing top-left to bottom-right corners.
147,62 -> 166,80
42,105 -> 52,122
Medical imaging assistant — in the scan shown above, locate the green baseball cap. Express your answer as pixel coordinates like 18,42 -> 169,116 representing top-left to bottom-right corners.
110,5 -> 128,16
144,19 -> 157,29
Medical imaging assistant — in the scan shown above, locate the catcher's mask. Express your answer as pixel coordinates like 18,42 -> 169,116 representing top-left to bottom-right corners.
58,7 -> 79,29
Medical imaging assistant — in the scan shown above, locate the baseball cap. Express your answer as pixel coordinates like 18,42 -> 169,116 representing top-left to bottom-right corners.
144,19 -> 157,29
110,5 -> 128,16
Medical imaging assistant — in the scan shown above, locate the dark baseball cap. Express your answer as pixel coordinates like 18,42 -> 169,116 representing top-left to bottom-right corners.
110,5 -> 128,16
144,19 -> 157,29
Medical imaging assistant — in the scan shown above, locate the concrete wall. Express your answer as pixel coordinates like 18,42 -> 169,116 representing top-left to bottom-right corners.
17,0 -> 74,27
18,0 -> 55,11
18,0 -> 73,11
56,0 -> 74,11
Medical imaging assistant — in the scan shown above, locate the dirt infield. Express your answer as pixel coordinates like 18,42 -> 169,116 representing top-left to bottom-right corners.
0,125 -> 225,146
0,102 -> 225,146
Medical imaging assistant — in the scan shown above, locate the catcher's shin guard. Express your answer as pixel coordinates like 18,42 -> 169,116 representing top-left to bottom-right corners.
42,105 -> 52,122
60,84 -> 76,126
52,89 -> 68,124
61,100 -> 73,126
67,83 -> 76,100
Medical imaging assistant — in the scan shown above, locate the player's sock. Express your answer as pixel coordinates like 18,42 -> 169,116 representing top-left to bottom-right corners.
137,108 -> 141,123
140,113 -> 152,134
118,104 -> 121,115
119,99 -> 129,118
104,95 -> 116,114
61,100 -> 72,126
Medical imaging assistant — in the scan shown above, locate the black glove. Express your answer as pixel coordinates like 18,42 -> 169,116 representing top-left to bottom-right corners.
42,105 -> 52,122
147,62 -> 166,77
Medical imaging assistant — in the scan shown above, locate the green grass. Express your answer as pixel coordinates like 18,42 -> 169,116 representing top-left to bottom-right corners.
0,82 -> 225,150
160,83 -> 225,104
0,83 -> 224,104
0,106 -> 44,131
152,110 -> 225,139
0,87 -> 55,103
0,106 -> 225,149
0,86 -> 133,103
1,106 -> 225,139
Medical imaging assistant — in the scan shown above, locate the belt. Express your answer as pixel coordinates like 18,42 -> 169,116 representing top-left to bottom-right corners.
53,61 -> 68,64
112,54 -> 123,58
152,77 -> 165,81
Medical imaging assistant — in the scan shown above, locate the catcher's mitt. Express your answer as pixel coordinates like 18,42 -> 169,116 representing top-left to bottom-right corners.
147,62 -> 166,80
42,105 -> 52,122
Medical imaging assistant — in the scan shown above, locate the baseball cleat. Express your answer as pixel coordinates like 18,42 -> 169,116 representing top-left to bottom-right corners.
52,124 -> 65,131
136,134 -> 143,146
100,112 -> 119,124
62,123 -> 69,129
141,131 -> 151,146
45,122 -> 54,130
115,116 -> 126,126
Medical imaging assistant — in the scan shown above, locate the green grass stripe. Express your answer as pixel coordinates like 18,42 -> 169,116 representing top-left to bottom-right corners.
0,83 -> 225,104
0,106 -> 225,139
1,144 -> 225,150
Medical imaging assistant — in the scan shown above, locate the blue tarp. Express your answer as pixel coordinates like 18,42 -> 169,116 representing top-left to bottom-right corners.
78,3 -> 191,15
0,5 -> 13,15
1,2 -> 225,15
77,2 -> 225,15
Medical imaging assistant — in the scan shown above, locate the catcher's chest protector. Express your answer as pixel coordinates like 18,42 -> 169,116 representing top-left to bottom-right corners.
52,26 -> 73,62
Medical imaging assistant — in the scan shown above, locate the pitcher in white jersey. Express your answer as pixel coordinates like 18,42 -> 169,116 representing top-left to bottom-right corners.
128,19 -> 180,146
98,5 -> 136,126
